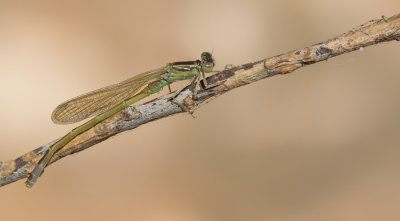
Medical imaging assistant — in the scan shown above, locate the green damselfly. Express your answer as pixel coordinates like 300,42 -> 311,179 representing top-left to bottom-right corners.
26,52 -> 215,188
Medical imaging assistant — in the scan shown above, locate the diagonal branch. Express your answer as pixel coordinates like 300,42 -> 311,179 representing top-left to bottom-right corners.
1,13 -> 399,187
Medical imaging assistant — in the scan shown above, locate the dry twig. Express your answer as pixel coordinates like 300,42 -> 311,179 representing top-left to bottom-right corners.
1,13 -> 399,187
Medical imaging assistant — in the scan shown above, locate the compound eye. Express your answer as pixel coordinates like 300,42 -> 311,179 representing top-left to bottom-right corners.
201,52 -> 212,59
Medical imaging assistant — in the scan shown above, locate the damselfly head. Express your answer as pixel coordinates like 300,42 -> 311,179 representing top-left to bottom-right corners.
201,52 -> 214,73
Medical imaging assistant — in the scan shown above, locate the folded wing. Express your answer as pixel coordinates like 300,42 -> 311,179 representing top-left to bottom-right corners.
51,67 -> 166,124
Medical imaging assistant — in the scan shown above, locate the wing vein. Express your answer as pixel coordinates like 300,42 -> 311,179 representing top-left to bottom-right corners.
51,67 -> 166,124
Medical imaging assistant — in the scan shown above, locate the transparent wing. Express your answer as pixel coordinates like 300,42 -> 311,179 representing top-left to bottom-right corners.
51,67 -> 167,124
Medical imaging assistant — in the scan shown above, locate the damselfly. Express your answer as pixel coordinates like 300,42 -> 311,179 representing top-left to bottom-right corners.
26,52 -> 215,188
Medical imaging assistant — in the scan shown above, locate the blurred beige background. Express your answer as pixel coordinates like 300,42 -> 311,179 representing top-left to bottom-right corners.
1,0 -> 400,220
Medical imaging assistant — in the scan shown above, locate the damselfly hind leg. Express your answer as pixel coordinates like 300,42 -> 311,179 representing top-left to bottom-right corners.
170,75 -> 198,115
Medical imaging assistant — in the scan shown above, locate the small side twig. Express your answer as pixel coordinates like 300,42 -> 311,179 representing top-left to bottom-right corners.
1,13 -> 399,187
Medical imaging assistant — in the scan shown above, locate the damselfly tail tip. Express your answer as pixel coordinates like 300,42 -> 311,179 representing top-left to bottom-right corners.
25,180 -> 34,188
